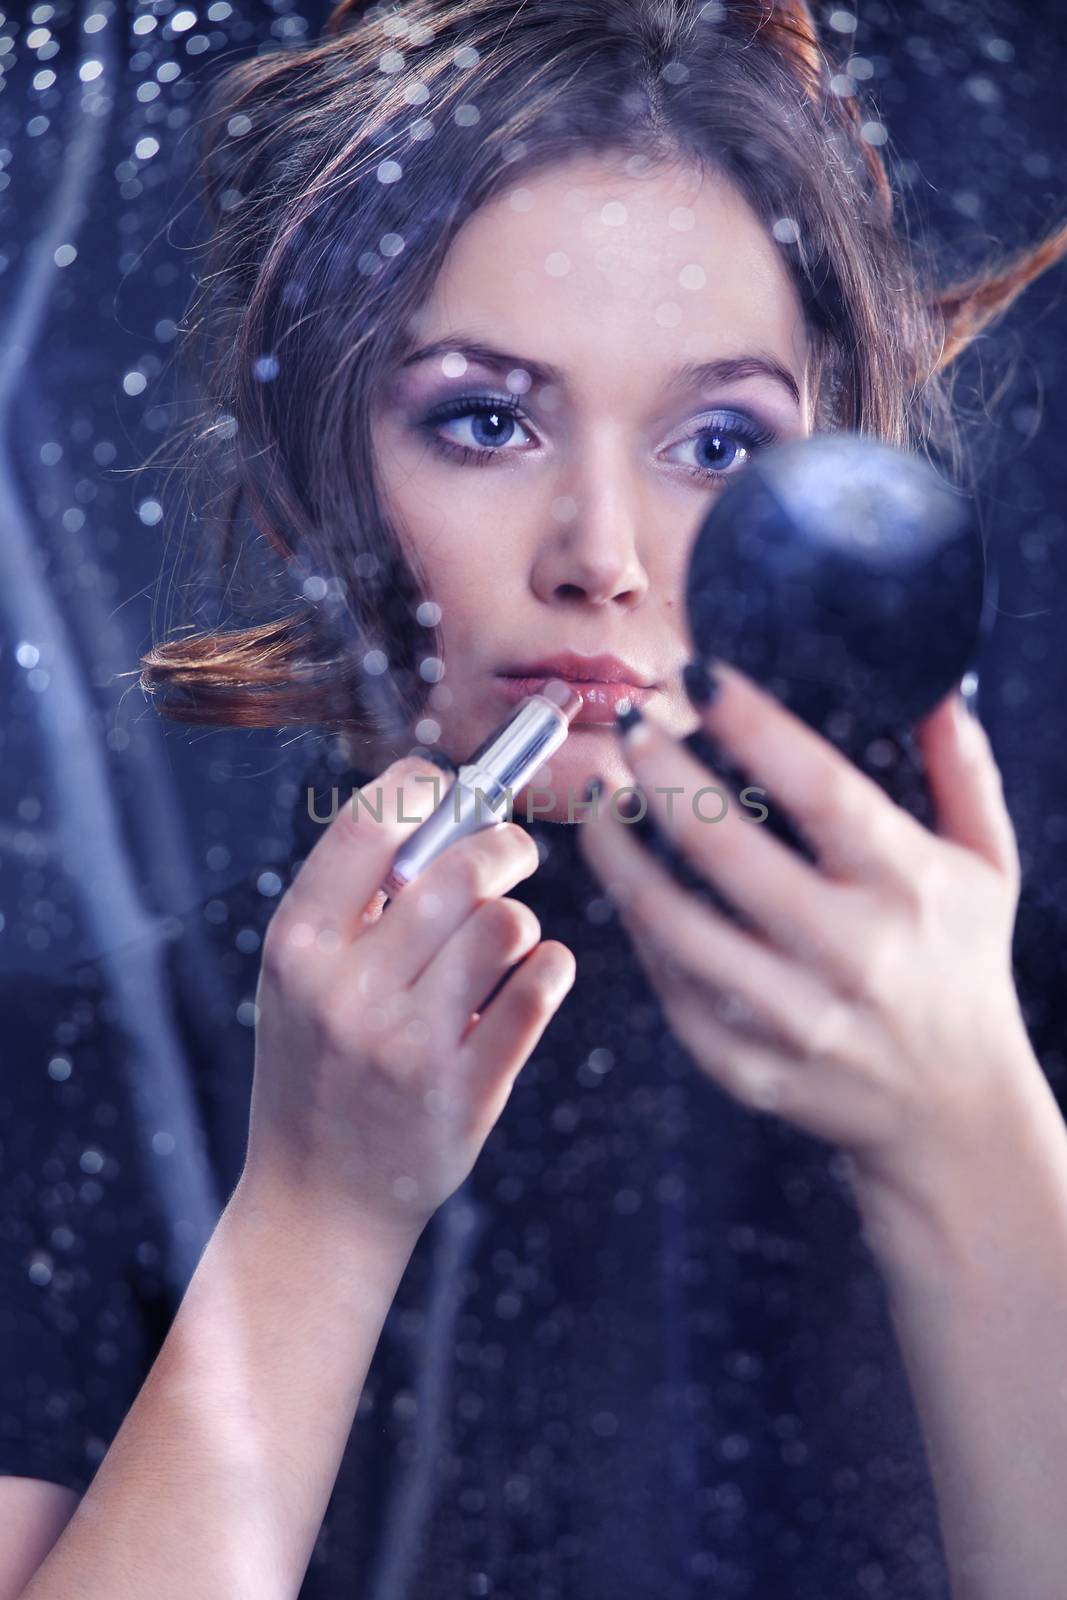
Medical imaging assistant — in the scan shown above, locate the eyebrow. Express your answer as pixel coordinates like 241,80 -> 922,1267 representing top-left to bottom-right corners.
399,336 -> 803,410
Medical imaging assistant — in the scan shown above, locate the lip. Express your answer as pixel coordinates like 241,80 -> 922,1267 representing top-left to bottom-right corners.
496,676 -> 654,724
497,653 -> 658,726
495,672 -> 655,729
499,650 -> 657,687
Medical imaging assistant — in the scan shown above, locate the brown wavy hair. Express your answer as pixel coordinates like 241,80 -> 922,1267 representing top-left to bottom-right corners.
137,0 -> 1067,744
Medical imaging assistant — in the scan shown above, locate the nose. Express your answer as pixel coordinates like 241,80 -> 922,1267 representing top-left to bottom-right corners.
529,433 -> 651,609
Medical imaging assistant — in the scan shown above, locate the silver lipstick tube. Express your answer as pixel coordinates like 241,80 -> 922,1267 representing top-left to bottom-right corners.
381,683 -> 580,898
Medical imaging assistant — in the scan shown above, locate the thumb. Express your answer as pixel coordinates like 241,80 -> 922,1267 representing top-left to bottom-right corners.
914,687 -> 1020,884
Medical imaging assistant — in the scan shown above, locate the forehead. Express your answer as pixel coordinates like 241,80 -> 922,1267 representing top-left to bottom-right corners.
409,153 -> 809,396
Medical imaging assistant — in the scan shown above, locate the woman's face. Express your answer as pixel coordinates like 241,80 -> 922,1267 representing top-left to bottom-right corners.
370,151 -> 811,820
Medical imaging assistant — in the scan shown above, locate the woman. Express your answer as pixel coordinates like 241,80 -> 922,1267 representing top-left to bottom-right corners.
4,1 -> 1067,1597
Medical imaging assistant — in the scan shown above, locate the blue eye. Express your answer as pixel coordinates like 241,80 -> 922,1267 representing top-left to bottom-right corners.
420,394 -> 533,465
417,394 -> 777,479
664,414 -> 777,480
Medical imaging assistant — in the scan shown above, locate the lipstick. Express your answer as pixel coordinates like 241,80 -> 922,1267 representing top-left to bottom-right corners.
381,677 -> 582,898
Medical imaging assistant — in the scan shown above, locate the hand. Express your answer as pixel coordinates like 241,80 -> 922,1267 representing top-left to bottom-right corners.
245,754 -> 576,1241
577,659 -> 1041,1208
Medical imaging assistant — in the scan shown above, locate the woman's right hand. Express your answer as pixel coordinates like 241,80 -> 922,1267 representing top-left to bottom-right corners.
243,754 -> 576,1241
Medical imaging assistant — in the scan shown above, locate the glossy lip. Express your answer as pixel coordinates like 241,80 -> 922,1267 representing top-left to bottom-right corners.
497,653 -> 659,726
499,650 -> 657,687
496,678 -> 654,725
496,673 -> 656,725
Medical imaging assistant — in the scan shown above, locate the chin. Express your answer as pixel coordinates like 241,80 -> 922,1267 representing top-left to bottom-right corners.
508,738 -> 633,826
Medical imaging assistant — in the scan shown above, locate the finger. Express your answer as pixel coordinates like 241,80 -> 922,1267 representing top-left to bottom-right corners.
357,822 -> 541,991
658,991 -> 798,1116
913,689 -> 1020,883
283,757 -> 452,945
410,895 -> 543,1043
683,657 -> 931,885
578,787 -> 869,1059
612,706 -> 854,966
458,941 -> 576,1128
660,987 -> 889,1151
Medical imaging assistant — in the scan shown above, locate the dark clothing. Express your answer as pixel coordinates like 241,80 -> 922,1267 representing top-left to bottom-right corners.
2,759 -> 1066,1599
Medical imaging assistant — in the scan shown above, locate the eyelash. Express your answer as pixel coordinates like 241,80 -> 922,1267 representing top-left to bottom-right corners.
417,392 -> 777,482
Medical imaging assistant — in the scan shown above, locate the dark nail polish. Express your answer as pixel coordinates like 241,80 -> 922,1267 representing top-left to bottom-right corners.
420,748 -> 457,775
683,659 -> 721,709
615,703 -> 643,737
581,776 -> 603,803
617,788 -> 646,820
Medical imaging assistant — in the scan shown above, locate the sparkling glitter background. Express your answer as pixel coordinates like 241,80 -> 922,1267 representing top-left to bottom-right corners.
0,0 -> 1065,974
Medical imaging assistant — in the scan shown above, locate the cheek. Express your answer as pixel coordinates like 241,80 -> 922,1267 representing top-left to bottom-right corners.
400,492 -> 530,611
647,524 -> 695,615
410,531 -> 509,670
374,429 -> 521,563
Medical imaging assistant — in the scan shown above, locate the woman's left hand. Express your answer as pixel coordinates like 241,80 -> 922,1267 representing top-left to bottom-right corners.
577,659 -> 1044,1209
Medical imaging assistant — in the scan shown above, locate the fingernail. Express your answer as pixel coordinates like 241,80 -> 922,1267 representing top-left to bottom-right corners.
615,702 -> 643,739
427,751 -> 457,774
683,659 -> 721,709
581,776 -> 603,803
960,671 -> 981,720
617,788 -> 647,821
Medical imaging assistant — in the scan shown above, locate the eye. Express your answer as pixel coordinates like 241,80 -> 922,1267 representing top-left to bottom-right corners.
420,394 -> 535,462
663,413 -> 777,481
